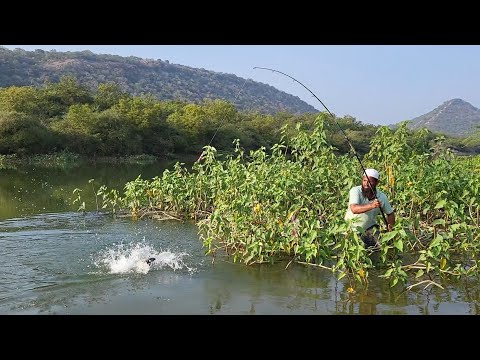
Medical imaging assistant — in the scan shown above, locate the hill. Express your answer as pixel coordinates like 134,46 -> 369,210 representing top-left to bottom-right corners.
0,47 -> 318,115
407,98 -> 480,137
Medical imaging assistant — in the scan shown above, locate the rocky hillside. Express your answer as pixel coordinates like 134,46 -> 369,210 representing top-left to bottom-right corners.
407,98 -> 480,137
0,47 -> 318,115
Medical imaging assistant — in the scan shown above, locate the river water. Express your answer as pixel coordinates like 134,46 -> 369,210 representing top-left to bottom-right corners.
0,162 -> 478,314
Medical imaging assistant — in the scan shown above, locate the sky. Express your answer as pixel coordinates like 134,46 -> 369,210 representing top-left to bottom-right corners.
2,45 -> 480,126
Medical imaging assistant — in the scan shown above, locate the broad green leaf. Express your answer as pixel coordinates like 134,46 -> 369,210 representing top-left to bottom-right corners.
384,268 -> 394,277
431,218 -> 445,226
394,239 -> 404,252
450,224 -> 461,231
381,230 -> 398,242
435,199 -> 446,209
429,235 -> 444,248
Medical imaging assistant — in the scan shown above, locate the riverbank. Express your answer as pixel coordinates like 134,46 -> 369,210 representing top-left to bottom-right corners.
0,152 -> 199,170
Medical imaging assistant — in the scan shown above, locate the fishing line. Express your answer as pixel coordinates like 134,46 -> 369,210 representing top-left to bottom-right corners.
253,66 -> 388,228
196,77 -> 249,162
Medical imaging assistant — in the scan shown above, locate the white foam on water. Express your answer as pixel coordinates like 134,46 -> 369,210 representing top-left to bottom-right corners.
93,239 -> 194,275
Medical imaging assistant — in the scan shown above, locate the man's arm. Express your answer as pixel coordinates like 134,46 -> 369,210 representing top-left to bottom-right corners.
350,199 -> 381,214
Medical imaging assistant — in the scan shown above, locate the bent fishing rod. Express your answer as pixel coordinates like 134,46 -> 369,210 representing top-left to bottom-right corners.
253,66 -> 388,228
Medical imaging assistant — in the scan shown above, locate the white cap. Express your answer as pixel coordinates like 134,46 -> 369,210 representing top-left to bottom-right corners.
364,168 -> 379,180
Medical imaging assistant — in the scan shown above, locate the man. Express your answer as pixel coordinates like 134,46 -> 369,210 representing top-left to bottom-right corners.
344,168 -> 395,248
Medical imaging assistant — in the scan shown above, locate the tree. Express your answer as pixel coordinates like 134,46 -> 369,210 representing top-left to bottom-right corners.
0,110 -> 54,155
94,82 -> 129,111
37,76 -> 94,119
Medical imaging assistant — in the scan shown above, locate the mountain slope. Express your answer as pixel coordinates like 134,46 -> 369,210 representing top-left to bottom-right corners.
408,98 -> 480,136
0,47 -> 318,115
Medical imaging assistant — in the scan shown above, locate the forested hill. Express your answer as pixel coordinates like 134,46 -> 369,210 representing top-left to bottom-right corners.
407,98 -> 480,137
0,47 -> 318,115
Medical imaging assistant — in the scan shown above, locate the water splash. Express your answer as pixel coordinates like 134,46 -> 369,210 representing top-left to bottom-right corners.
93,240 -> 194,275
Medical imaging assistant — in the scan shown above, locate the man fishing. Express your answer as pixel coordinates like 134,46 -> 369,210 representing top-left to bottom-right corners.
253,68 -> 395,249
344,168 -> 395,248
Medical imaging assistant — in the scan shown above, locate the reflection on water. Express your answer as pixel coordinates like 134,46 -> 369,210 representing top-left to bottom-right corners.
0,161 -> 174,220
0,163 -> 479,314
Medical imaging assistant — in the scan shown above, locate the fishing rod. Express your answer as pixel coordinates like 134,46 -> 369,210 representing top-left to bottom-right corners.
253,66 -> 388,228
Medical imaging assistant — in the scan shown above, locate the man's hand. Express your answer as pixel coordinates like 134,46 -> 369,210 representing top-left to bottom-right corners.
371,199 -> 381,209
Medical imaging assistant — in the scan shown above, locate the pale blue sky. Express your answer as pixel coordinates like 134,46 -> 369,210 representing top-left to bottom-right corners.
3,45 -> 480,126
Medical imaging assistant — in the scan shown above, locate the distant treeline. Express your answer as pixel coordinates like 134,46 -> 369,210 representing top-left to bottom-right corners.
0,46 -> 317,115
0,76 -> 475,159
